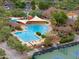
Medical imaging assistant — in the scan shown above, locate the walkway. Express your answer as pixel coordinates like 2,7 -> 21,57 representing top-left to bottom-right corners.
0,42 -> 28,59
74,34 -> 79,42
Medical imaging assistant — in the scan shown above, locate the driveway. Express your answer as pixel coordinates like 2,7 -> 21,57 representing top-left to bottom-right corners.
0,42 -> 28,59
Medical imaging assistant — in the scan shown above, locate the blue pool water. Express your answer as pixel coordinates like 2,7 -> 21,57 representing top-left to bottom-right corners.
15,24 -> 49,42
10,17 -> 18,22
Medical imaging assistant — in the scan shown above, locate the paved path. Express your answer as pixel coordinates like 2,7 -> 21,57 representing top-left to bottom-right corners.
74,34 -> 79,42
0,42 -> 28,59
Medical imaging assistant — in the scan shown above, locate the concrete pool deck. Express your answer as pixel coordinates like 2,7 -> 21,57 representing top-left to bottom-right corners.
10,16 -> 52,47
11,24 -> 51,47
11,31 -> 46,47
11,32 -> 32,46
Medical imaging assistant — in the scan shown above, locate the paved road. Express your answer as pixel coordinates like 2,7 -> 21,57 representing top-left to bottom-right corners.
0,42 -> 28,59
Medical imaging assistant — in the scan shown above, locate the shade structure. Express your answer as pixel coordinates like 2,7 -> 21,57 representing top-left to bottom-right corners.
16,20 -> 28,24
67,12 -> 78,20
28,16 -> 47,22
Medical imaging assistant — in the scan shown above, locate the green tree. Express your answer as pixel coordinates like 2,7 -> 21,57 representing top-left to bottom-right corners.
28,57 -> 32,59
7,36 -> 32,53
31,0 -> 36,10
52,11 -> 68,25
0,18 -> 10,29
4,11 -> 12,17
44,36 -> 52,46
0,48 -> 5,56
0,6 -> 6,17
0,34 -> 5,42
0,6 -> 12,17
36,32 -> 41,36
0,18 -> 12,42
15,1 -> 26,8
7,36 -> 17,48
0,26 -> 12,42
52,0 -> 79,10
29,10 -> 42,17
11,0 -> 26,8
60,32 -> 74,43
10,8 -> 26,17
50,18 -> 57,26
15,43 -> 28,54
0,48 -> 8,59
73,16 -> 79,31
38,2 -> 50,10
0,0 -> 4,5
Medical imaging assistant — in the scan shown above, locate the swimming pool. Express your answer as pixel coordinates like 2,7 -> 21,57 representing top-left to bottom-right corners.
10,17 -> 18,22
14,24 -> 49,42
34,43 -> 79,59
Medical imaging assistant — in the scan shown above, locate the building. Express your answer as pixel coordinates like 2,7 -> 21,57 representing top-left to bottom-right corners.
67,12 -> 78,21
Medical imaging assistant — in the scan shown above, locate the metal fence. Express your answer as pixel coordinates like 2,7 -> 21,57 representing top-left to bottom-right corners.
32,41 -> 79,59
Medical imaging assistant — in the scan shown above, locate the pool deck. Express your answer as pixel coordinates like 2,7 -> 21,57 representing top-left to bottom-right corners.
11,32 -> 33,46
11,21 -> 51,47
11,30 -> 46,47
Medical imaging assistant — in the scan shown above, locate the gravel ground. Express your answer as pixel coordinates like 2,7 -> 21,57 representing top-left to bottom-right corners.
0,42 -> 28,59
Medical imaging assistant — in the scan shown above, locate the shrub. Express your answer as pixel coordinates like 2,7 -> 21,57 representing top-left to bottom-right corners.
38,2 -> 50,10
44,38 -> 52,47
7,36 -> 32,53
29,10 -> 42,17
10,8 -> 26,17
36,32 -> 41,36
41,34 -> 46,38
15,25 -> 22,31
0,48 -> 6,56
60,33 -> 74,43
52,11 -> 68,25
0,48 -> 8,59
28,57 -> 32,59
45,22 -> 49,24
31,0 -> 36,10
